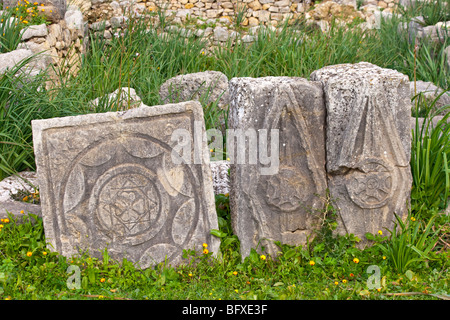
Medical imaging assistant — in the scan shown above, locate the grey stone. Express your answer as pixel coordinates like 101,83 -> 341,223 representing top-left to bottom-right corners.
397,17 -> 424,44
0,171 -> 39,202
228,77 -> 328,259
411,115 -> 450,133
159,71 -> 229,110
65,7 -> 85,32
0,49 -> 33,75
16,41 -> 53,75
410,81 -> 450,114
446,45 -> 450,71
213,26 -> 229,42
241,34 -> 256,43
110,16 -> 128,28
31,101 -> 221,268
91,20 -> 111,31
88,87 -> 143,111
3,0 -> 67,20
421,22 -> 450,44
210,160 -> 230,195
176,9 -> 192,21
21,24 -> 49,41
311,62 -> 412,247
0,201 -> 42,223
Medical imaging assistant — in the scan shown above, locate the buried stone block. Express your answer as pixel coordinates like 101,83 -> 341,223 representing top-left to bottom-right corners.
31,101 -> 220,268
228,77 -> 328,259
310,62 -> 412,246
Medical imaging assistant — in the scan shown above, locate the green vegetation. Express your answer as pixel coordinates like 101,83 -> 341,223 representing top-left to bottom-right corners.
0,1 -> 449,300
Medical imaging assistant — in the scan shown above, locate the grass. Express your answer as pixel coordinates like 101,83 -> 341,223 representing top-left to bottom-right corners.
0,2 -> 449,300
0,197 -> 448,300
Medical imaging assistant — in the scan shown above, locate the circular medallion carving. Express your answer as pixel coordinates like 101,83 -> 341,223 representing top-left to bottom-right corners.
346,159 -> 394,209
89,164 -> 165,243
265,167 -> 310,212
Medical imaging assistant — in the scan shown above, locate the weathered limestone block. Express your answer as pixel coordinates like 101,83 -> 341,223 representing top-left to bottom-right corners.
3,0 -> 67,20
310,62 -> 412,246
228,77 -> 328,259
159,71 -> 229,109
88,87 -> 143,110
21,24 -> 49,41
31,101 -> 221,268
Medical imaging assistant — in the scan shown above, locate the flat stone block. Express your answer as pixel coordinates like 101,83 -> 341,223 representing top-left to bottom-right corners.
32,101 -> 220,268
228,77 -> 327,259
311,62 -> 412,247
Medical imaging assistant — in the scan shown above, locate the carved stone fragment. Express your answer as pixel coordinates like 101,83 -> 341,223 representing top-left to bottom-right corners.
228,77 -> 327,259
310,62 -> 412,246
31,101 -> 220,268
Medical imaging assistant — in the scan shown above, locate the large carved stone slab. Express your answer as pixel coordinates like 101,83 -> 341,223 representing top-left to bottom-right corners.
31,101 -> 220,268
228,77 -> 328,259
310,62 -> 412,245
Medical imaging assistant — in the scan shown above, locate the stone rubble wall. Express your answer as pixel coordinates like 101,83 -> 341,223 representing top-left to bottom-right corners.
80,0 -> 399,25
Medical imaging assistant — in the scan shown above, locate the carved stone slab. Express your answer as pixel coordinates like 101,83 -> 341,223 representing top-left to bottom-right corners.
228,77 -> 328,259
32,101 -> 220,268
310,62 -> 412,245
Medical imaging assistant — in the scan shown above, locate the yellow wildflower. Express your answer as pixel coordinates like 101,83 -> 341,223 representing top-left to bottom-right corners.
203,248 -> 209,254
378,230 -> 382,235
232,271 -> 237,276
353,258 -> 359,264
309,260 -> 315,266
100,278 -> 106,283
26,251 -> 32,257
260,255 -> 266,260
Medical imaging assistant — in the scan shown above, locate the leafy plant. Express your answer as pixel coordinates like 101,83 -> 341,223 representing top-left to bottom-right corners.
0,9 -> 27,53
411,91 -> 450,217
370,213 -> 440,273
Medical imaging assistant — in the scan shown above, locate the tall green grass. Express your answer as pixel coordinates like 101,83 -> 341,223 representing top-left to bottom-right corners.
0,10 -> 27,53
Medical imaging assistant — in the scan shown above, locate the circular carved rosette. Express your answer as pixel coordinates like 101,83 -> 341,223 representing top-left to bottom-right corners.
62,134 -> 201,263
346,159 -> 395,209
264,167 -> 310,212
